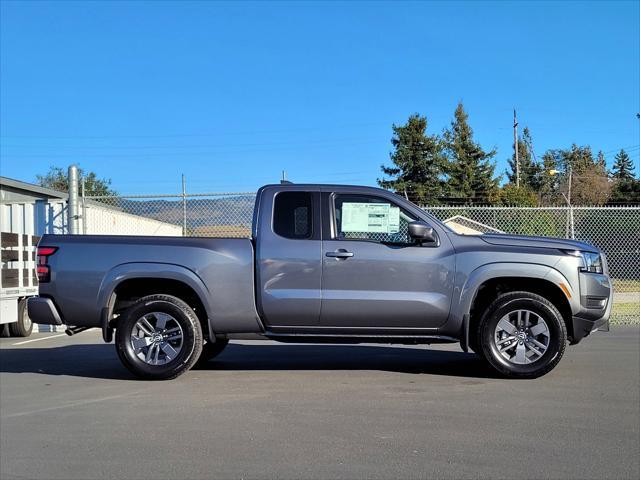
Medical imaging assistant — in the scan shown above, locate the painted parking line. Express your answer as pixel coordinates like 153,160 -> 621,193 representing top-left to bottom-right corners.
12,333 -> 67,346
2,391 -> 143,419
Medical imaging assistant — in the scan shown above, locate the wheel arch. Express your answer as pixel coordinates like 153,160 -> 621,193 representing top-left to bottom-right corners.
98,263 -> 213,340
455,263 -> 577,350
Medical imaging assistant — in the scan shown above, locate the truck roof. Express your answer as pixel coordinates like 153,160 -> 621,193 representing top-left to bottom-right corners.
260,183 -> 400,194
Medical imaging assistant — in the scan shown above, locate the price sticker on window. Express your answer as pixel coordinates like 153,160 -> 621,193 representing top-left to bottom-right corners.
342,203 -> 400,234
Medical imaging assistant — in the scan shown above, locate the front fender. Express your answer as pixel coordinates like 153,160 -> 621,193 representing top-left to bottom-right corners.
449,262 -> 578,339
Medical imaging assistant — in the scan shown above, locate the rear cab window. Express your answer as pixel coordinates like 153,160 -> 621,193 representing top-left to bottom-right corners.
273,191 -> 313,239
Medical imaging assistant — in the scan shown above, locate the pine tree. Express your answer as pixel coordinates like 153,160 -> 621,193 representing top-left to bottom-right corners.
611,149 -> 635,180
506,127 -> 542,191
610,149 -> 640,203
378,114 -> 446,204
538,149 -> 562,205
443,103 -> 499,204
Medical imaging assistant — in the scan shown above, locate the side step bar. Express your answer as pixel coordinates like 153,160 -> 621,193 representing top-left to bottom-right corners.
263,331 -> 458,345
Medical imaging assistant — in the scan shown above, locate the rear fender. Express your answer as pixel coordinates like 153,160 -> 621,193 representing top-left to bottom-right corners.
98,262 -> 213,335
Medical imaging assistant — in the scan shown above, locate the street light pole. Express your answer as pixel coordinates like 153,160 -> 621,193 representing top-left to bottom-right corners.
567,163 -> 574,239
548,164 -> 575,239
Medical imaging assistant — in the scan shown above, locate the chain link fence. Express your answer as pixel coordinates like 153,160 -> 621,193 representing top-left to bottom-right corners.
82,192 -> 256,238
82,192 -> 639,325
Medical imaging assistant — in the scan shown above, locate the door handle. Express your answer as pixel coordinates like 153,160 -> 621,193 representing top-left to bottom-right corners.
326,250 -> 354,258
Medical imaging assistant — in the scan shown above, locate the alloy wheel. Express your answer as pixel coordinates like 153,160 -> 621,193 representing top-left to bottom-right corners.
494,309 -> 550,365
131,312 -> 184,366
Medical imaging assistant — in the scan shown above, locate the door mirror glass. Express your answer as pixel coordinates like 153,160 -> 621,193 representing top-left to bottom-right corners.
408,221 -> 436,244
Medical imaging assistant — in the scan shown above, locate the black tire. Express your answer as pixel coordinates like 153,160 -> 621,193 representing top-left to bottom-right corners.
477,291 -> 567,379
115,294 -> 203,380
0,323 -> 11,338
9,299 -> 33,337
194,338 -> 229,368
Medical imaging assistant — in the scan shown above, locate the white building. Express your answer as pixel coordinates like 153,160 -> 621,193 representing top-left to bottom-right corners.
0,176 -> 182,335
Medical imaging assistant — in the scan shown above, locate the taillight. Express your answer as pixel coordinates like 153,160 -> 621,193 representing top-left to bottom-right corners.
38,247 -> 58,257
37,246 -> 58,282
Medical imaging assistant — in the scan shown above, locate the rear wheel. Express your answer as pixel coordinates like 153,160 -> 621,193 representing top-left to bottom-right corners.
115,294 -> 203,380
9,299 -> 33,337
478,291 -> 567,379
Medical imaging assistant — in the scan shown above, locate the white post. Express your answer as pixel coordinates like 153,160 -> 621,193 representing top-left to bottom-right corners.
81,175 -> 87,234
67,165 -> 80,234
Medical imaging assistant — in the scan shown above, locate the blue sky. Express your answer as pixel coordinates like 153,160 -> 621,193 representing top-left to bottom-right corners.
1,1 -> 638,195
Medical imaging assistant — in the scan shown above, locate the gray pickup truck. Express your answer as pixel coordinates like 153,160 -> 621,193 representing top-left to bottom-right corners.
28,184 -> 611,380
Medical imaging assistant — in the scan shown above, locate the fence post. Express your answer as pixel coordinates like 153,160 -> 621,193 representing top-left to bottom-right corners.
81,175 -> 87,234
67,165 -> 80,234
569,205 -> 575,239
182,174 -> 187,236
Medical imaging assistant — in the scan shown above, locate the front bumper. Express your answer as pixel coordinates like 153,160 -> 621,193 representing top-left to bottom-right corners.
570,272 -> 612,344
571,314 -> 610,344
27,297 -> 63,326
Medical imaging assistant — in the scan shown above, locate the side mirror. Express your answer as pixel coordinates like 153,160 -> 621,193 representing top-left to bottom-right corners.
408,221 -> 437,244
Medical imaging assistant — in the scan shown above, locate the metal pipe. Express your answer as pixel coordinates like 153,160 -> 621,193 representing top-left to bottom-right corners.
68,165 -> 80,234
65,326 -> 91,336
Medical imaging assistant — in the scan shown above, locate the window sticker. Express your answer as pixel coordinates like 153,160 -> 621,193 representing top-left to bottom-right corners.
388,206 -> 400,233
341,203 -> 400,234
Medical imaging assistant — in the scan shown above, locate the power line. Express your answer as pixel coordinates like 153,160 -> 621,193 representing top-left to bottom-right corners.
0,122 -> 388,140
0,136 -> 382,151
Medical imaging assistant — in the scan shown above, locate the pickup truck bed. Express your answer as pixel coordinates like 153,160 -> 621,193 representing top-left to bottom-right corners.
33,235 -> 262,333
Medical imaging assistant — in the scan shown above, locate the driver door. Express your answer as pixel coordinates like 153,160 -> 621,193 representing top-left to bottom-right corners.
320,192 -> 455,329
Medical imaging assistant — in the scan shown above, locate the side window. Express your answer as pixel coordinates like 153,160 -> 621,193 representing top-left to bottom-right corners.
273,192 -> 313,239
333,194 -> 417,245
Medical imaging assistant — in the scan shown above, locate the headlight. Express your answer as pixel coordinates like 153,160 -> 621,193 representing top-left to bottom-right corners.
564,250 -> 603,274
580,252 -> 603,273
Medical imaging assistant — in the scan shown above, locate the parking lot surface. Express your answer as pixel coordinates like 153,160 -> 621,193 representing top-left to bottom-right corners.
1,327 -> 639,480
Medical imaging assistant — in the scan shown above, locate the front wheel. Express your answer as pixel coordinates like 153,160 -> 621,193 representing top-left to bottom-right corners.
115,294 -> 203,380
478,291 -> 567,379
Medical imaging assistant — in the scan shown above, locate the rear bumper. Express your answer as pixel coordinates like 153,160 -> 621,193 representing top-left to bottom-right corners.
27,297 -> 63,326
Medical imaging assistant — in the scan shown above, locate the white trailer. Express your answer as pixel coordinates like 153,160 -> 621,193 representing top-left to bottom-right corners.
0,178 -> 68,336
0,231 -> 39,336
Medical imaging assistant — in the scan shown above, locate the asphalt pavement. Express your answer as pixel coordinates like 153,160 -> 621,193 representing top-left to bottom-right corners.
1,327 -> 639,480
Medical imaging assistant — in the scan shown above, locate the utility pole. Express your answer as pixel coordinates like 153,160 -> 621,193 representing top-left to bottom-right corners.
513,109 -> 519,188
